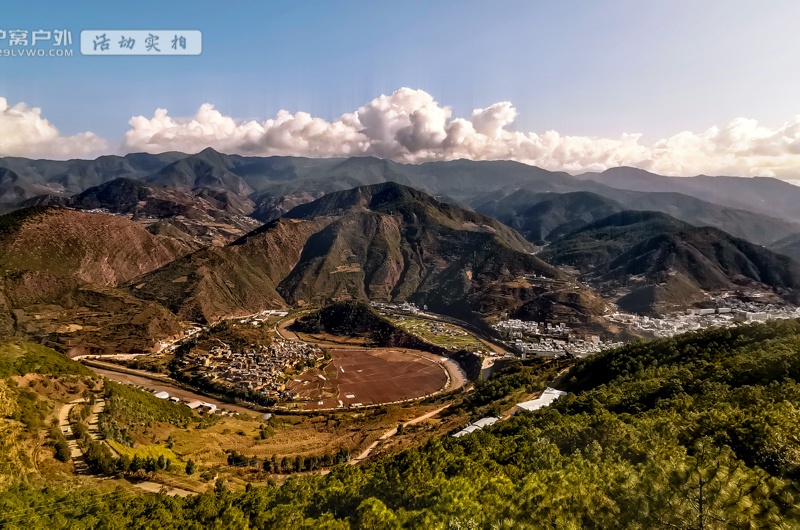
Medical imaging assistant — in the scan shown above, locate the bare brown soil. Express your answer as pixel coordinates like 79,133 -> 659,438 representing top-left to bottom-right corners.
287,348 -> 448,410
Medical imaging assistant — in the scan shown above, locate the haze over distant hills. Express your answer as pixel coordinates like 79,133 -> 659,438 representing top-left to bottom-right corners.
2,149 -> 800,247
576,166 -> 800,225
772,234 -> 800,263
472,191 -> 626,244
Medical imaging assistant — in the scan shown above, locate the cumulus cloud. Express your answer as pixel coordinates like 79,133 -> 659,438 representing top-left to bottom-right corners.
0,97 -> 106,158
122,87 -> 800,178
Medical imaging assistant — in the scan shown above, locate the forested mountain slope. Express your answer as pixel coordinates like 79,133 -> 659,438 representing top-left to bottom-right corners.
3,319 -> 800,528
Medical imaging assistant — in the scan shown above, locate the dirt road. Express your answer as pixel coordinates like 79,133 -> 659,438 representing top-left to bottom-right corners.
130,480 -> 195,497
85,365 -> 260,416
57,398 -> 115,466
351,404 -> 451,464
57,399 -> 90,471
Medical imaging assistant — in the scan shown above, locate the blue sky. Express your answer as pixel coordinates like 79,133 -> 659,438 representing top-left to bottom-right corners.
2,1 -> 800,177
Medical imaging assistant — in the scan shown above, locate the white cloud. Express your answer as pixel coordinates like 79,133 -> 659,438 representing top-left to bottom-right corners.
5,90 -> 800,178
0,97 -> 106,158
1,87 -> 785,179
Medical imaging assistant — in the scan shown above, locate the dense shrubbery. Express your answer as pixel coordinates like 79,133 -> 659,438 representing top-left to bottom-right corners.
99,380 -> 193,445
225,447 -> 352,474
47,426 -> 70,463
71,416 -> 175,477
9,385 -> 49,430
68,403 -> 91,424
0,341 -> 94,378
4,320 -> 800,527
81,437 -> 116,475
457,358 -> 569,415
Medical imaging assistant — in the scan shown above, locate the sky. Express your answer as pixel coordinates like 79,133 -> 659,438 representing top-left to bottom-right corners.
1,0 -> 800,178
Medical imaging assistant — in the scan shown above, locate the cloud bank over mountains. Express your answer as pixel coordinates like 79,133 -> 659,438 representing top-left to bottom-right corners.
0,97 -> 107,159
4,88 -> 800,179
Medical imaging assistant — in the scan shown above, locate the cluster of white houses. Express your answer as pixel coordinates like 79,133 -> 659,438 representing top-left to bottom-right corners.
372,301 -> 429,314
238,309 -> 289,326
608,304 -> 800,338
151,390 -> 218,414
494,318 -> 620,359
494,319 -> 570,337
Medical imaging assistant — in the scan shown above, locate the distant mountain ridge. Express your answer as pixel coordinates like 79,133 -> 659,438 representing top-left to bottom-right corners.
577,166 -> 800,223
539,210 -> 800,313
69,177 -> 260,246
771,233 -> 800,262
472,191 -> 625,244
3,150 -> 799,246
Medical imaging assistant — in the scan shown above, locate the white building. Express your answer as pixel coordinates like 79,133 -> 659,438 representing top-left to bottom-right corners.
516,388 -> 567,413
452,416 -> 500,438
199,402 -> 217,414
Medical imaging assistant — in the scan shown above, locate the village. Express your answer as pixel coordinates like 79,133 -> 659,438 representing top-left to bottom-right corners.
137,299 -> 800,411
492,296 -> 800,358
492,318 -> 623,359
155,309 -> 324,403
374,301 -> 620,359
606,302 -> 800,338
176,336 -> 325,401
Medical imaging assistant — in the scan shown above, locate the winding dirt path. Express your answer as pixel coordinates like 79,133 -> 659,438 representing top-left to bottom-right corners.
56,399 -> 196,497
351,404 -> 451,464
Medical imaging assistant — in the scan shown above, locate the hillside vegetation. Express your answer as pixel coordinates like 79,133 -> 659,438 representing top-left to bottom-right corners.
0,341 -> 93,379
3,320 -> 800,527
292,301 -> 436,348
292,301 -> 483,379
130,183 -> 603,326
0,207 -> 186,354
0,207 -> 188,286
99,380 -> 194,447
0,341 -> 97,488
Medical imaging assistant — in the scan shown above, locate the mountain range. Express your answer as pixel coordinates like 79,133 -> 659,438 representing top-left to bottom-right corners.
69,177 -> 260,246
127,182 -> 607,327
3,149 -> 800,246
576,166 -> 800,225
539,210 -> 800,313
0,151 -> 798,349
